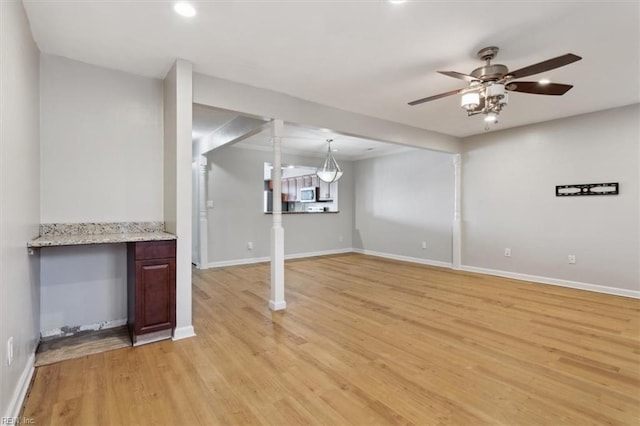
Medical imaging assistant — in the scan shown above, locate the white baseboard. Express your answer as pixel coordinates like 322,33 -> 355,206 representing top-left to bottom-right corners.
285,248 -> 352,260
4,352 -> 35,420
460,265 -> 640,299
172,325 -> 196,341
351,249 -> 638,299
207,256 -> 270,268
206,248 -> 353,269
352,248 -> 453,269
203,248 -> 638,300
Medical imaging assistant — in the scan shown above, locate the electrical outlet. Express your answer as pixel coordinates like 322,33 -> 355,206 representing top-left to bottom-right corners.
338,235 -> 343,242
568,255 -> 576,264
421,241 -> 427,249
7,337 -> 13,366
247,242 -> 253,250
504,248 -> 512,257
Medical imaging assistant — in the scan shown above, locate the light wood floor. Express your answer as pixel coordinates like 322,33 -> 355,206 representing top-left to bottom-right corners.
22,253 -> 640,425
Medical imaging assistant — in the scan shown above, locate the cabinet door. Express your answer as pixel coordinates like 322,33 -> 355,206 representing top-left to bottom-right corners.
319,180 -> 332,200
289,177 -> 297,201
135,258 -> 176,335
295,177 -> 304,199
281,179 -> 289,201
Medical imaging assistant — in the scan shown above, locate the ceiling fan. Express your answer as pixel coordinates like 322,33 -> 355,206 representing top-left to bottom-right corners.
408,46 -> 582,126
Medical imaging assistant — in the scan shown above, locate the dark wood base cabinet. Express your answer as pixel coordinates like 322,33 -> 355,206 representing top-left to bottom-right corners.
127,240 -> 176,346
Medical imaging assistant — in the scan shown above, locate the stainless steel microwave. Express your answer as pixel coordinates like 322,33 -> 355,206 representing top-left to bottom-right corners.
300,186 -> 317,202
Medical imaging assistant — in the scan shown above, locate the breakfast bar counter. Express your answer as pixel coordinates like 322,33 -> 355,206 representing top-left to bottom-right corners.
29,221 -> 177,349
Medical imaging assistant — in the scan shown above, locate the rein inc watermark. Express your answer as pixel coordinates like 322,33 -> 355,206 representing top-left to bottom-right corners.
1,417 -> 35,425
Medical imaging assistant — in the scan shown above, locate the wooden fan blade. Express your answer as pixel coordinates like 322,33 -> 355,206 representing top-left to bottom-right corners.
408,88 -> 465,106
438,71 -> 478,82
506,81 -> 574,95
507,53 -> 582,79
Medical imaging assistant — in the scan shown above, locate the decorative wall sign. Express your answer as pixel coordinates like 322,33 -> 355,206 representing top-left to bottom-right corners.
556,182 -> 619,197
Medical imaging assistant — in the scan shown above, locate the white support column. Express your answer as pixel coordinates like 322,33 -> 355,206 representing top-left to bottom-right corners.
452,154 -> 462,270
198,155 -> 208,269
164,59 -> 195,340
269,119 -> 286,311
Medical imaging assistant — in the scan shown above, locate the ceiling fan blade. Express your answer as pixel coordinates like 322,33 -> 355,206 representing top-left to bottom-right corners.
506,81 -> 574,95
438,71 -> 478,82
408,88 -> 465,106
507,53 -> 582,79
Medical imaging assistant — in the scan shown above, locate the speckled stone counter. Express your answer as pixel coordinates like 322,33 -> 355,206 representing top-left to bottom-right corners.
28,222 -> 176,248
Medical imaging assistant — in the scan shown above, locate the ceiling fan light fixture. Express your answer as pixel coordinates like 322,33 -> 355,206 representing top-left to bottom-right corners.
408,47 -> 582,130
485,83 -> 506,98
500,92 -> 509,106
484,112 -> 498,123
461,92 -> 480,111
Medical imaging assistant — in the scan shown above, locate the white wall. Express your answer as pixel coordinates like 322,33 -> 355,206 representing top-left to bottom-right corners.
462,104 -> 639,295
353,149 -> 455,265
39,54 -> 165,333
39,245 -> 127,335
206,146 -> 354,265
40,54 -> 164,223
0,0 -> 41,418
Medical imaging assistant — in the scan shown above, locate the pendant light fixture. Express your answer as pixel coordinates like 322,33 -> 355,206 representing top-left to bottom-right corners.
316,139 -> 343,183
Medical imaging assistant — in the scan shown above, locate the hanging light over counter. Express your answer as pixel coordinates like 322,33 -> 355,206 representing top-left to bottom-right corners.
316,139 -> 343,183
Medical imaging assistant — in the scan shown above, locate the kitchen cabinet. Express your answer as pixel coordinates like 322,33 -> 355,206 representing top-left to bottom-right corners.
295,177 -> 304,198
127,240 -> 176,346
318,180 -> 333,201
282,177 -> 297,202
263,173 -> 338,212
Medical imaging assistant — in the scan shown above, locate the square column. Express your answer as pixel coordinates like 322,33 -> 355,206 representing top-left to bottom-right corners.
269,119 -> 286,311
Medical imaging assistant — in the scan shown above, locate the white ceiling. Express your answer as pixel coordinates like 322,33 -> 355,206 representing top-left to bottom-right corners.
193,104 -> 415,160
23,1 -> 639,138
236,121 -> 417,161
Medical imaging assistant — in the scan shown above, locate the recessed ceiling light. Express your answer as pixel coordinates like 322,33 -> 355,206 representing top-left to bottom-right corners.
388,0 -> 407,3
538,78 -> 551,85
174,2 -> 196,17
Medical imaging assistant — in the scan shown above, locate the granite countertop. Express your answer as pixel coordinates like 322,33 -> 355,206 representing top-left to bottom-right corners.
28,222 -> 176,248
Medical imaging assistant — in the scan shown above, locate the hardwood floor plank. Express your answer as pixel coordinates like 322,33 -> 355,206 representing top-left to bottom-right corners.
21,253 -> 640,425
